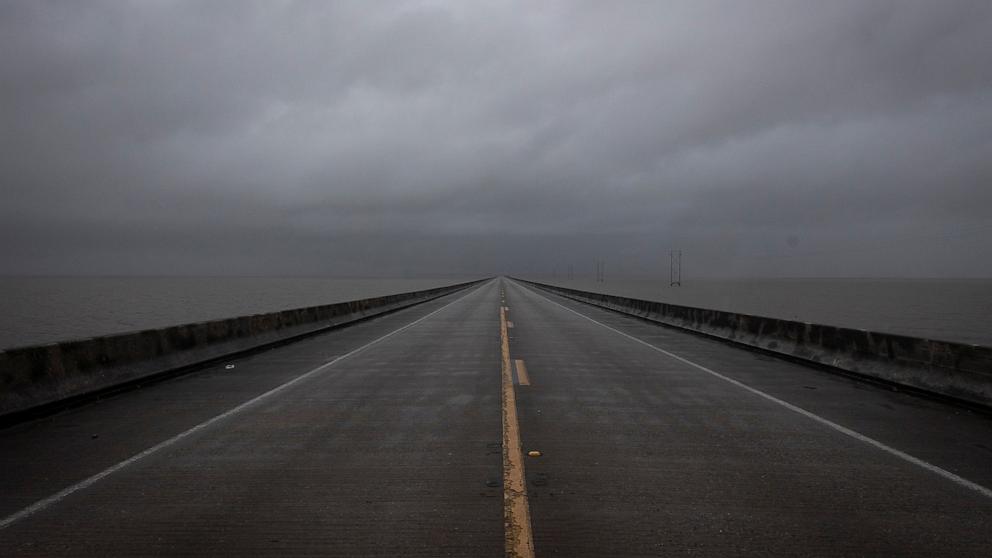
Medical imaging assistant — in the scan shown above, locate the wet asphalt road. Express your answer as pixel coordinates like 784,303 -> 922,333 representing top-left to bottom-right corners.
1,278 -> 991,556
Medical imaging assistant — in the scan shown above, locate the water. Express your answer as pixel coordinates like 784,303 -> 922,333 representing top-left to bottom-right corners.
2,276 -> 989,350
0,277 -> 479,350
533,278 -> 992,346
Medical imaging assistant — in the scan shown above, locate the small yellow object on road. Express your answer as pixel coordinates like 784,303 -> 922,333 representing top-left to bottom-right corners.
527,450 -> 542,457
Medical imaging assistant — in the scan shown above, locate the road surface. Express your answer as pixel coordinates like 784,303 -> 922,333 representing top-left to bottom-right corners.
2,278 -> 991,556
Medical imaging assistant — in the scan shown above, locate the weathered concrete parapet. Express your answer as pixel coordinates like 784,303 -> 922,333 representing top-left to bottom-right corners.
518,279 -> 992,409
0,279 -> 486,420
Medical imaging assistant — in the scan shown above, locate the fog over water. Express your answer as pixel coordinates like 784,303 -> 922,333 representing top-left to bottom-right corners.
2,1 -> 991,278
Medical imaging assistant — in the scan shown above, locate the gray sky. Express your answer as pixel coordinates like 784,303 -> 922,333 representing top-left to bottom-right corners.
2,1 -> 991,278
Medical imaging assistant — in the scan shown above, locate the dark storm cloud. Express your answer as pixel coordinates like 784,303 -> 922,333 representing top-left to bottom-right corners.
2,1 -> 991,277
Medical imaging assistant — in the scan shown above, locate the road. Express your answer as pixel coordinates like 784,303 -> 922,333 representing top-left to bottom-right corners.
1,278 -> 991,556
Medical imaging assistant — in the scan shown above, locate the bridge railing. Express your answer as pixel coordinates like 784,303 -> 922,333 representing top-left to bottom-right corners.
516,278 -> 992,410
0,279 -> 489,423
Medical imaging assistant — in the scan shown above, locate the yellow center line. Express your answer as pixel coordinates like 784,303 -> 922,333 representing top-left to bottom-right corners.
501,305 -> 535,558
514,359 -> 530,386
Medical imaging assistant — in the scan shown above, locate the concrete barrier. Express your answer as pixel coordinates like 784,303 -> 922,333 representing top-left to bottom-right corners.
0,279 -> 487,420
517,278 -> 992,409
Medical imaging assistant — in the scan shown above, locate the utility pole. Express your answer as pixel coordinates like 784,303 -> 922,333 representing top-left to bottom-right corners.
670,250 -> 682,286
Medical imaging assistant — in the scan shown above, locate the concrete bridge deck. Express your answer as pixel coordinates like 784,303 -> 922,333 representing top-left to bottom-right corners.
1,278 -> 990,556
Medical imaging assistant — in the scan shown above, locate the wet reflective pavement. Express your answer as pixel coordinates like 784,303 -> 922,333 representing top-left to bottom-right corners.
2,278 -> 990,556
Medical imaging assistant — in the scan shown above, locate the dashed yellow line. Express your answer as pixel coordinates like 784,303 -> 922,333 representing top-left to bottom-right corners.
500,305 -> 534,558
514,359 -> 530,386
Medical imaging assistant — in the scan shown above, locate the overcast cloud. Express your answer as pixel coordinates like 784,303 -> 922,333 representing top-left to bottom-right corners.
2,1 -> 991,277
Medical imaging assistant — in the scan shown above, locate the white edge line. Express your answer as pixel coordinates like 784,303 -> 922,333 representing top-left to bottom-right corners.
0,282 -> 487,530
512,279 -> 992,500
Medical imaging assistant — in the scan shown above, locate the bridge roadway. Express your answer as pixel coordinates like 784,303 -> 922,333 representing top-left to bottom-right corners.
1,278 -> 991,556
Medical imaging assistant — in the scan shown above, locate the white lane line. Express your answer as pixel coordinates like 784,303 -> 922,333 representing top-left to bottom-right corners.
513,280 -> 992,500
0,283 -> 488,530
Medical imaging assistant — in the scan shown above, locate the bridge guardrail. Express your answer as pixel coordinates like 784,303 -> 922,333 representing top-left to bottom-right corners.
0,279 -> 488,422
516,278 -> 992,409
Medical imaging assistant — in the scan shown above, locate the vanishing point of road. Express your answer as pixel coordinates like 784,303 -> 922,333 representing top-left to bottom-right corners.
2,278 -> 991,556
